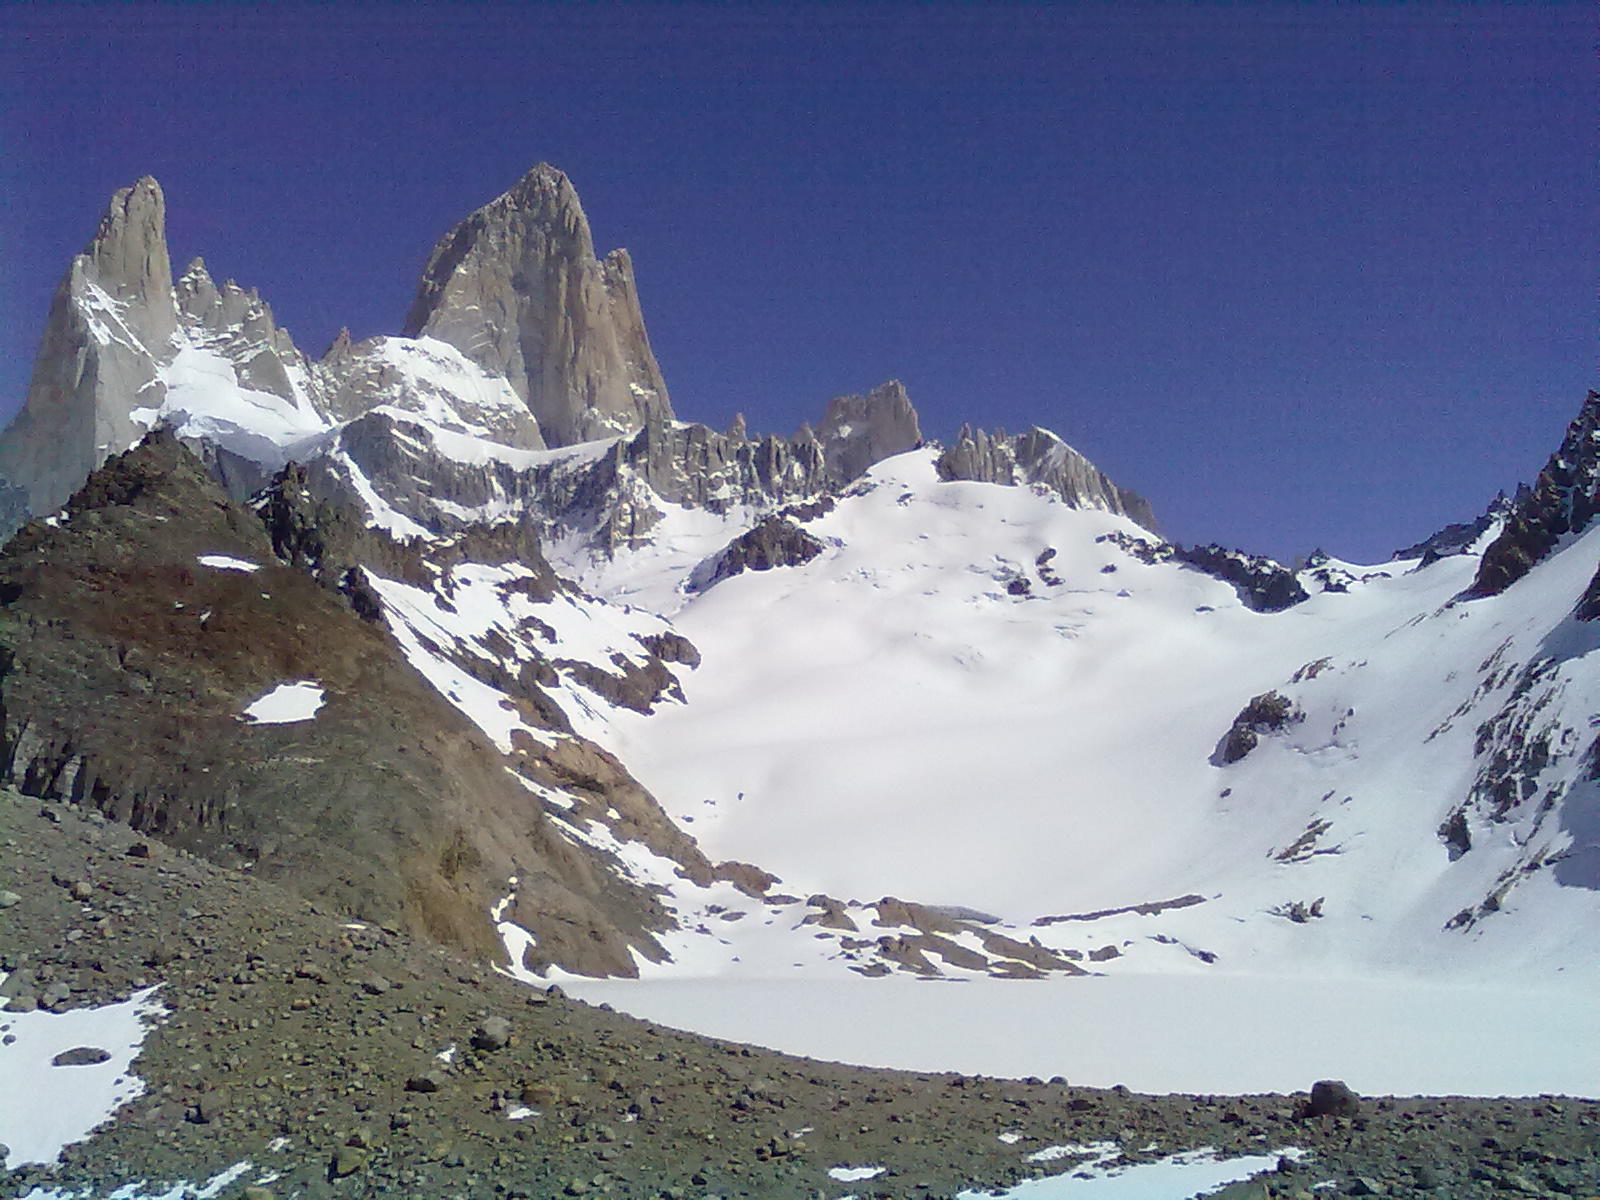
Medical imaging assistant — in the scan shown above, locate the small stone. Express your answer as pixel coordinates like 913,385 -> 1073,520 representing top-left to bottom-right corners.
471,1016 -> 512,1051
40,981 -> 72,1010
242,1187 -> 275,1200
125,843 -> 151,859
0,890 -> 20,909
361,974 -> 391,996
329,1144 -> 369,1178
1348,1178 -> 1385,1197
69,880 -> 94,902
1412,1164 -> 1443,1190
406,1071 -> 446,1094
4,993 -> 37,1014
51,1046 -> 111,1066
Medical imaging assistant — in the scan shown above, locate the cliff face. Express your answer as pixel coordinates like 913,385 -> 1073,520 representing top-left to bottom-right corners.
0,178 -> 178,516
402,164 -> 672,447
1466,390 -> 1600,599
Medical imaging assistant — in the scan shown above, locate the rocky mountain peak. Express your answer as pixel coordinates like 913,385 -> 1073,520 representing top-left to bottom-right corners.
83,175 -> 178,347
0,176 -> 180,518
815,379 -> 923,485
401,164 -> 673,447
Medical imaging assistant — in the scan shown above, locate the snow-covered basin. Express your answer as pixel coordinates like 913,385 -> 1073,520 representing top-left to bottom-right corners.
563,971 -> 1599,1098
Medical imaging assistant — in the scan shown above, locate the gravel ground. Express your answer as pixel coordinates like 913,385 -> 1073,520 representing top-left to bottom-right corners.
2,791 -> 1596,1200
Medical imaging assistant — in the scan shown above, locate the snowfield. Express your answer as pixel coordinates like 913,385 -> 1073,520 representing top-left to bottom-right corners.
530,449 -> 1598,1097
565,972 -> 1599,1098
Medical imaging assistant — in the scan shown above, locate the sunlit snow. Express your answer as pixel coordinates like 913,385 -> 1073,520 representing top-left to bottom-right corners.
239,681 -> 325,724
0,986 -> 165,1169
956,1144 -> 1299,1199
194,554 -> 260,573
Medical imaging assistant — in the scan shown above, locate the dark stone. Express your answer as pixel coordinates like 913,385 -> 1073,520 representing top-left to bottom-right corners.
1212,691 -> 1303,766
471,1016 -> 512,1051
51,1046 -> 111,1066
1306,1079 -> 1361,1118
695,516 -> 825,590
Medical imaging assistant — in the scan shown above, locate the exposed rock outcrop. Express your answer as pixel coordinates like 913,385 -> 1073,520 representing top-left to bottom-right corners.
1393,491 -> 1519,566
694,515 -> 826,590
402,164 -> 671,447
0,177 -> 177,518
1465,390 -> 1600,599
1098,531 -> 1309,612
939,424 -> 1158,533
1211,690 -> 1304,766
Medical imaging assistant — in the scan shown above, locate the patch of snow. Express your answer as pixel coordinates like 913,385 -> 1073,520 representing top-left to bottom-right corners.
240,681 -> 325,724
959,1144 -> 1298,1199
194,554 -> 261,573
828,1164 -> 886,1182
0,986 -> 166,1169
19,1160 -> 253,1200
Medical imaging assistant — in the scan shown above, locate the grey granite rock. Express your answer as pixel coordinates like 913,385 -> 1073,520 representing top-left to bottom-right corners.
938,423 -> 1158,533
0,177 -> 177,518
402,164 -> 671,447
814,380 -> 923,486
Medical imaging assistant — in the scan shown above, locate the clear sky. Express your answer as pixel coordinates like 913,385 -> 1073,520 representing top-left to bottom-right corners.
1,4 -> 1592,562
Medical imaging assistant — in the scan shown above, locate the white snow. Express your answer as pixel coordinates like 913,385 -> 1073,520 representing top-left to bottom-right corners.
19,1161 -> 253,1200
0,986 -> 165,1170
194,554 -> 260,573
563,973 -> 1600,1097
239,681 -> 325,724
574,451 -> 1600,989
957,1145 -> 1298,1199
828,1164 -> 885,1182
140,344 -> 329,468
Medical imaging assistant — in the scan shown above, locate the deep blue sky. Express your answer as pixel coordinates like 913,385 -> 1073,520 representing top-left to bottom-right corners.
1,5 -> 1592,562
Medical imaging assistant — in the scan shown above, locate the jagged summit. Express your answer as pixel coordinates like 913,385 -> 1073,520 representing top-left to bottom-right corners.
402,162 -> 673,447
0,175 -> 179,516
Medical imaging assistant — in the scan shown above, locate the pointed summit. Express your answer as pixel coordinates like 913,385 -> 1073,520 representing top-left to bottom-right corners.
402,163 -> 672,447
0,176 -> 179,517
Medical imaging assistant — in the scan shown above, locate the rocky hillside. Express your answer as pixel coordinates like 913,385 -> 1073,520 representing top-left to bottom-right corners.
0,432 -> 680,974
5,793 -> 1595,1199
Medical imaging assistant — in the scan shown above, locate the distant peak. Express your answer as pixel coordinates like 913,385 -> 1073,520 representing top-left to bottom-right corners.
500,162 -> 582,211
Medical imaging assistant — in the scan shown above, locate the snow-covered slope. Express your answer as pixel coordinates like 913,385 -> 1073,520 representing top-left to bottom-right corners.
576,449 -> 1599,989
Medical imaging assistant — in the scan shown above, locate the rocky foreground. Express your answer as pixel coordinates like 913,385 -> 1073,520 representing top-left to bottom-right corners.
1,792 -> 1595,1200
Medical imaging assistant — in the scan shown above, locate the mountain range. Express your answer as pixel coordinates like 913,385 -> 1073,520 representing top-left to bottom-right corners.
0,164 -> 1596,1196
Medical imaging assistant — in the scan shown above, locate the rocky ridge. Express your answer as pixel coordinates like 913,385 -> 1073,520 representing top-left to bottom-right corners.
0,170 -> 1160,566
1467,390 -> 1600,599
0,431 -> 683,975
